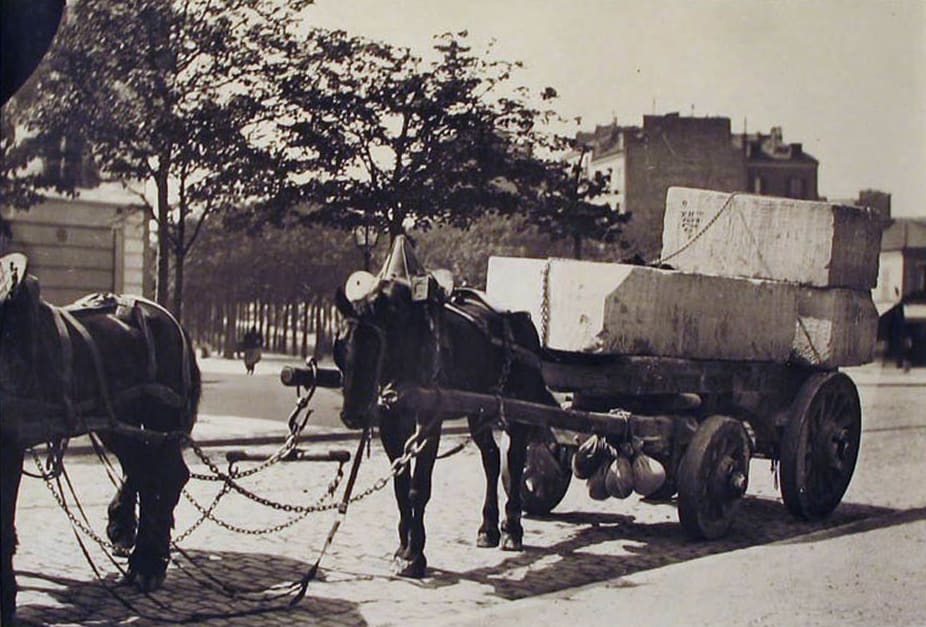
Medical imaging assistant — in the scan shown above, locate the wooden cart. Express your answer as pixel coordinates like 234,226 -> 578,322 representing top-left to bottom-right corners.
284,346 -> 861,541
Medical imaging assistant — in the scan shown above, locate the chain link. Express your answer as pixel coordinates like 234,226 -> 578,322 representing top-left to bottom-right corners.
32,450 -> 119,551
540,259 -> 551,346
178,467 -> 345,537
188,434 -> 300,482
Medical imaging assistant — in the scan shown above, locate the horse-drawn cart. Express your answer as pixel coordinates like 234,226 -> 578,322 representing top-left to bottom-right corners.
282,188 -> 879,545
283,331 -> 861,541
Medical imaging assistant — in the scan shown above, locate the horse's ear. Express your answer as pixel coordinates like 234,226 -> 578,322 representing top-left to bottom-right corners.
334,287 -> 356,319
1,253 -> 28,302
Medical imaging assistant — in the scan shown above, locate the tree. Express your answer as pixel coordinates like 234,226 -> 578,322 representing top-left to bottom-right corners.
527,143 -> 629,259
13,0 -> 310,318
247,30 -> 555,242
0,114 -> 43,211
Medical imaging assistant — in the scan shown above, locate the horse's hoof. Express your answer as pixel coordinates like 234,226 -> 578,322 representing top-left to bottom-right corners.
500,532 -> 523,552
134,572 -> 166,593
476,529 -> 500,548
392,554 -> 427,578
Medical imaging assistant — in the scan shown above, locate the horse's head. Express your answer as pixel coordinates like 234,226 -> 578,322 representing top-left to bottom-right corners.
333,236 -> 451,429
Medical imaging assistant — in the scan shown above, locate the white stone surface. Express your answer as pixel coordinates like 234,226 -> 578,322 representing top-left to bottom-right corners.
661,187 -> 881,289
793,287 -> 879,367
487,257 -> 798,361
487,256 -> 878,366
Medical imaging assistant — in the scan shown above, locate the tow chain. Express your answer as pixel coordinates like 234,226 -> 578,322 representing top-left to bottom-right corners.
31,449 -> 119,552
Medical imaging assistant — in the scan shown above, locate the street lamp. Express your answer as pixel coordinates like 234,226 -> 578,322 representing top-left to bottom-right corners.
353,222 -> 380,271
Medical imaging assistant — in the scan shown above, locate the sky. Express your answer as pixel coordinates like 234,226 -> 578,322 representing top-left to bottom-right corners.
305,0 -> 926,217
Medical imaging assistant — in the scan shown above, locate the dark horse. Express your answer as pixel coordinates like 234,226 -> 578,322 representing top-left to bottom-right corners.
1,255 -> 201,624
334,237 -> 570,578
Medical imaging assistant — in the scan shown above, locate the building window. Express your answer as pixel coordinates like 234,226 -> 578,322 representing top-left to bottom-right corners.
788,177 -> 807,199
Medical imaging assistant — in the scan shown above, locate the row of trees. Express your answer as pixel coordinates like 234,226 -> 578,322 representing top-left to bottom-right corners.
3,0 -> 629,320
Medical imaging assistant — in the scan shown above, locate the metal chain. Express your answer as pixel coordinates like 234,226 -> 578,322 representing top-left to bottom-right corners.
178,468 -> 345,537
188,395 -> 313,482
188,434 -> 301,482
540,258 -> 551,346
185,438 -> 349,514
32,450 -> 119,552
174,484 -> 232,543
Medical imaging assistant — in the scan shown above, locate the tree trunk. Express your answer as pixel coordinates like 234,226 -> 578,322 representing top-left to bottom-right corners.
223,300 -> 238,359
301,302 -> 310,358
573,233 -> 583,260
172,248 -> 185,322
313,302 -> 323,359
155,167 -> 171,309
172,209 -> 186,320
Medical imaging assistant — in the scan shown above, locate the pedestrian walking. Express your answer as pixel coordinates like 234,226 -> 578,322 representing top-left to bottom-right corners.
241,325 -> 263,375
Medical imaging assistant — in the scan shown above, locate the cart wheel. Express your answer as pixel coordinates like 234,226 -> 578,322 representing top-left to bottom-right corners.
677,415 -> 751,540
780,371 -> 861,520
502,430 -> 572,516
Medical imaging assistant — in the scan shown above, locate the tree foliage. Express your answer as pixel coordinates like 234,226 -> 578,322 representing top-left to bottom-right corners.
0,115 -> 43,210
239,29 -> 554,241
527,143 -> 630,259
184,222 -> 362,304
12,0 -> 309,317
414,213 -> 627,289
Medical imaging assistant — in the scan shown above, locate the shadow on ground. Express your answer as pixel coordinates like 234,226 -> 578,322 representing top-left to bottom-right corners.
13,499 -> 912,625
14,549 -> 362,626
420,497 -> 899,600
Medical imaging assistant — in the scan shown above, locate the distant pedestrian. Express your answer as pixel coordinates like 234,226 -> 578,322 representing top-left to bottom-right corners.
241,325 -> 263,375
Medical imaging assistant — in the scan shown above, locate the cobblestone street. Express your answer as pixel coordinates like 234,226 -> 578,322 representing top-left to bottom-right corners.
7,364 -> 926,625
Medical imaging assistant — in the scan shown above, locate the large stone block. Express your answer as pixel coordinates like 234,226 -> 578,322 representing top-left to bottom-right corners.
486,257 -> 798,361
661,187 -> 881,289
792,288 -> 878,367
486,256 -> 877,366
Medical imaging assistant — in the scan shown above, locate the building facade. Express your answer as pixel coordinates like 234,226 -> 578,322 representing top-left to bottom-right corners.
733,127 -> 819,200
1,187 -> 151,306
577,114 -> 818,261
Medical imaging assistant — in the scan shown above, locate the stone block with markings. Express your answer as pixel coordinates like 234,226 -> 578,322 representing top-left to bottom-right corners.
660,187 -> 881,289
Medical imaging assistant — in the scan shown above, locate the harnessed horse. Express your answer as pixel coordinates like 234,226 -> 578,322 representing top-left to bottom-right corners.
1,254 -> 201,624
333,237 -> 569,578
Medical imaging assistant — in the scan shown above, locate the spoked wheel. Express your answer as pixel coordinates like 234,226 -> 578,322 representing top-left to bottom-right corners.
780,371 -> 861,520
677,415 -> 751,540
503,428 -> 573,516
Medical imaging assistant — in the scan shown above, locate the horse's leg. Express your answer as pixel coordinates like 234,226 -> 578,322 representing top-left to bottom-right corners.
501,421 -> 529,551
1,443 -> 25,625
118,439 -> 189,592
380,420 -> 413,564
106,469 -> 137,558
468,415 -> 500,548
399,418 -> 441,578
